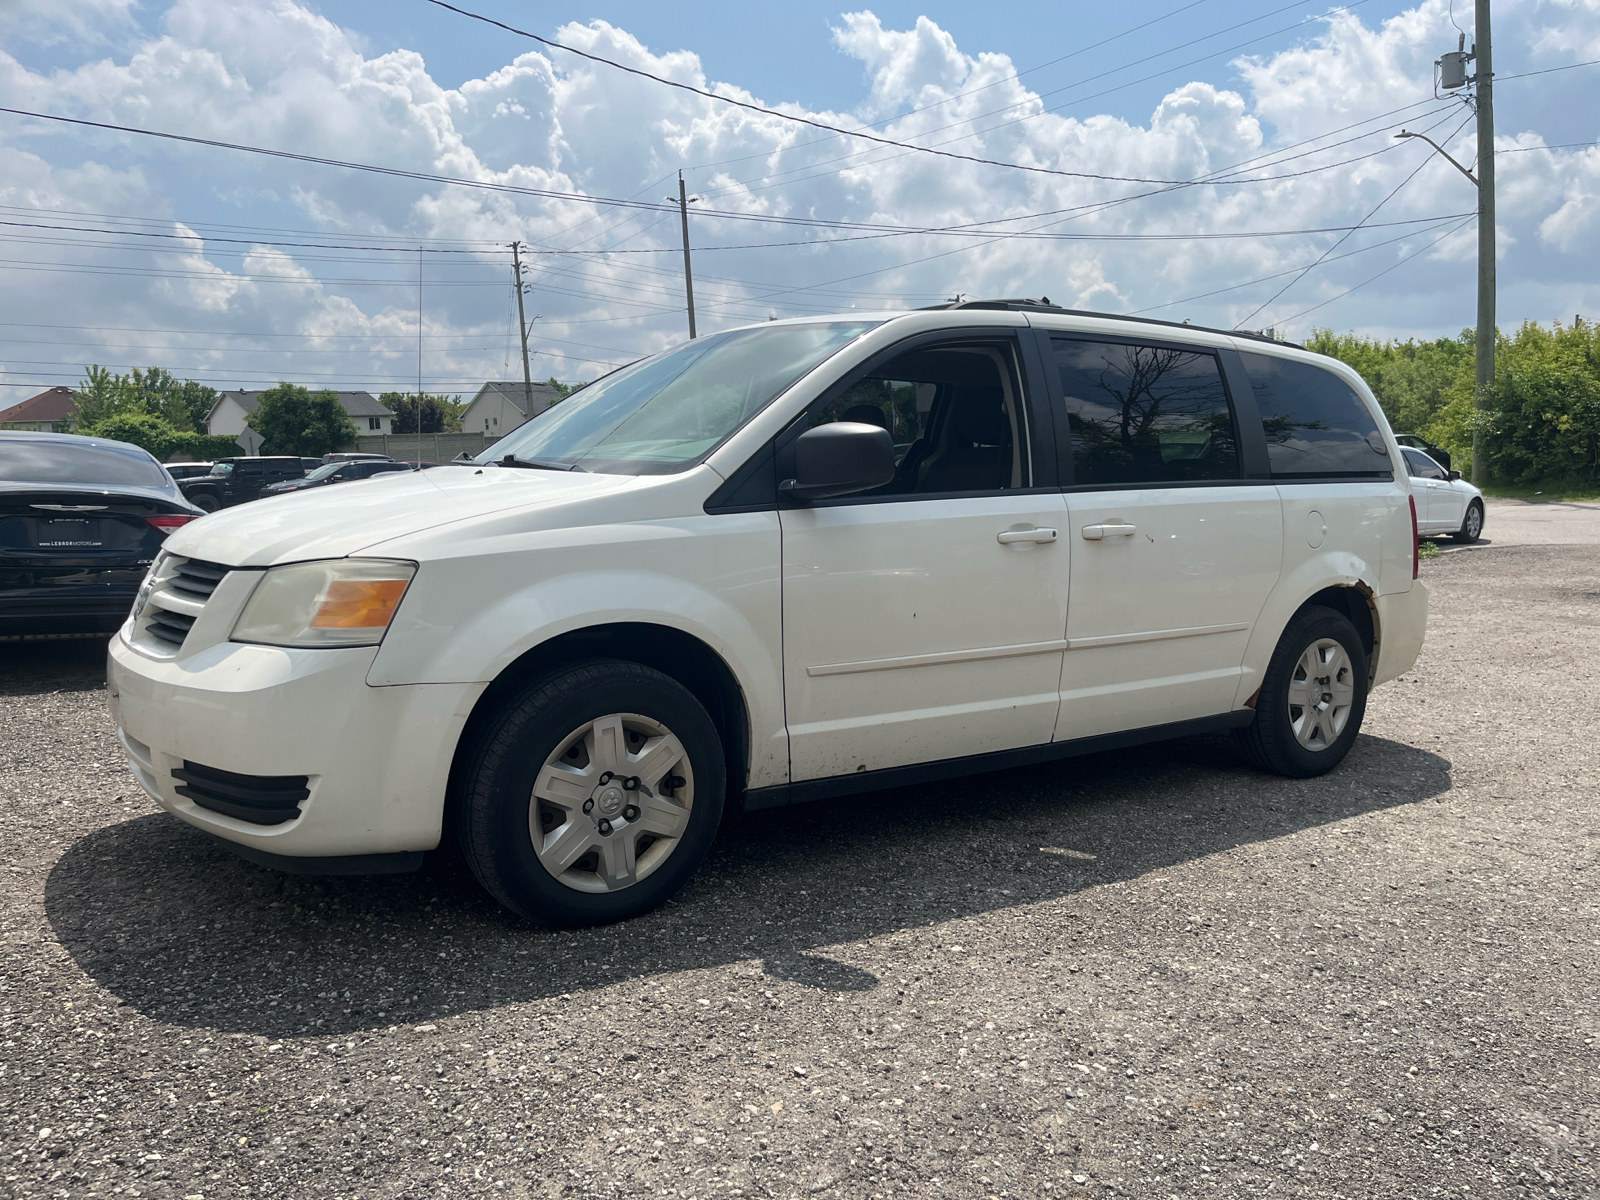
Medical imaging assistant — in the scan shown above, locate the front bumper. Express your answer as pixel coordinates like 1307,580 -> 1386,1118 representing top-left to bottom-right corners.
108,630 -> 484,859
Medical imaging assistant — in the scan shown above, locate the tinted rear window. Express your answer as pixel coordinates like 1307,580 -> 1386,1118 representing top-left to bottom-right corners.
1239,352 -> 1392,478
0,439 -> 167,487
1053,338 -> 1240,486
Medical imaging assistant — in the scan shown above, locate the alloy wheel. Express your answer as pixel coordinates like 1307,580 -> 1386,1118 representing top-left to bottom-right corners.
1465,504 -> 1482,539
528,713 -> 694,893
1287,637 -> 1355,752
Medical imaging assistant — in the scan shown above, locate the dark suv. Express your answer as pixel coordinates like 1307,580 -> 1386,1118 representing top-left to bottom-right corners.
178,457 -> 306,511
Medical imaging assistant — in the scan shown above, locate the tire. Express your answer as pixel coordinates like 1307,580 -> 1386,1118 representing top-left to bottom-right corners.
1234,605 -> 1369,779
454,660 -> 725,926
189,492 -> 220,513
1453,499 -> 1483,544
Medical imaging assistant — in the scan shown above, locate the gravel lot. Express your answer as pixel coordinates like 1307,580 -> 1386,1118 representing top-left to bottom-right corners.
3,542 -> 1597,1200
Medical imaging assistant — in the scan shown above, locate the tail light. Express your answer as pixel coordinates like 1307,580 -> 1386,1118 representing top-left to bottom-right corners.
1408,494 -> 1419,579
146,514 -> 195,534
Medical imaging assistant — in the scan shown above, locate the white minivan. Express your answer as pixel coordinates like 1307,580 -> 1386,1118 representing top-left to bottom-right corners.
107,302 -> 1428,925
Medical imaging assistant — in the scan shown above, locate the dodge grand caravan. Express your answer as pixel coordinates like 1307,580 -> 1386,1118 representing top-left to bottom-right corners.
107,302 -> 1428,926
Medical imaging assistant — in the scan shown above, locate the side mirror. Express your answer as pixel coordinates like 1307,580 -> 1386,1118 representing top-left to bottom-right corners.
780,422 -> 895,502
1447,470 -> 1461,481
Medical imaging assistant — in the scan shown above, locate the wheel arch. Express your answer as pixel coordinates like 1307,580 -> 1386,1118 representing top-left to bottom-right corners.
1301,583 -> 1379,679
1239,575 -> 1383,709
446,621 -> 753,818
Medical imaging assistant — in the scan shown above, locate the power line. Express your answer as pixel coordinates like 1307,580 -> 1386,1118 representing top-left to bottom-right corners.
422,0 -> 1375,188
1236,111 -> 1475,327
1130,214 -> 1474,314
686,0 -> 1215,176
1276,215 -> 1478,326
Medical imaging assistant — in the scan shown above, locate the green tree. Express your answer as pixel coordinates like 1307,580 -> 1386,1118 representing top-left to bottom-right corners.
546,376 -> 572,400
74,365 -> 219,434
247,383 -> 359,456
1310,318 -> 1600,487
380,392 -> 465,434
74,365 -> 145,427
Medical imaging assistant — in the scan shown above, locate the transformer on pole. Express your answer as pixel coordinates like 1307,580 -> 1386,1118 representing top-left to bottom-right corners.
1417,6 -> 1495,485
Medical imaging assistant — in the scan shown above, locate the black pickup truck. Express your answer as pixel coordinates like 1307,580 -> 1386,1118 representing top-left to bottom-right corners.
178,457 -> 306,511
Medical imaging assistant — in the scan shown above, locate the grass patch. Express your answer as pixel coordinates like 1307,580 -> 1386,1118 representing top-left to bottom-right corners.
1418,540 -> 1441,559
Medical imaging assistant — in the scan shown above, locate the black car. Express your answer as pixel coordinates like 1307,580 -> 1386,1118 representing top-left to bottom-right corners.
0,431 -> 203,637
1394,433 -> 1451,472
163,461 -> 215,481
261,458 -> 416,494
178,456 -> 306,511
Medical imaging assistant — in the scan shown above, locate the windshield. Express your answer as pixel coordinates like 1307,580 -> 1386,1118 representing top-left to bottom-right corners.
210,462 -> 234,477
476,321 -> 881,473
303,462 -> 343,481
0,438 -> 167,486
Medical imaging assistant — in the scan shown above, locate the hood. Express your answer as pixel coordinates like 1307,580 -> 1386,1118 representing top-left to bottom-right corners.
161,465 -> 651,567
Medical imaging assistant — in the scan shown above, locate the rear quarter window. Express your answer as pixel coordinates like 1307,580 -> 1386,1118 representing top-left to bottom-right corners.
1238,352 -> 1393,479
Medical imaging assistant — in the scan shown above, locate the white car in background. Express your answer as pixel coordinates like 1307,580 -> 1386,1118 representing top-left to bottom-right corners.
106,302 -> 1430,927
1401,447 -> 1484,543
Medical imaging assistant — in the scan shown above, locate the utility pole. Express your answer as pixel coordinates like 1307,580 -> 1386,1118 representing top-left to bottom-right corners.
1403,1 -> 1495,483
1472,0 -> 1495,488
671,172 -> 698,339
511,241 -> 534,417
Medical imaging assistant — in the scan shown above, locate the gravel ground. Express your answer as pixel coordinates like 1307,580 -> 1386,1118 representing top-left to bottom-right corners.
2,544 -> 1597,1200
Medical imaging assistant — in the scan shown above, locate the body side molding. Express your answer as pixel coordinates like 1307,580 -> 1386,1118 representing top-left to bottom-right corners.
743,710 -> 1255,810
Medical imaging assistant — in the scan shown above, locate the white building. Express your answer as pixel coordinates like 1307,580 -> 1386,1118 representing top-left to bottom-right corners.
206,389 -> 394,454
460,381 -> 563,440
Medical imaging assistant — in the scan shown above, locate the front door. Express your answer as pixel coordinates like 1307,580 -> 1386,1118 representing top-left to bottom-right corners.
1046,335 -> 1283,739
780,336 -> 1070,781
1402,447 -> 1451,532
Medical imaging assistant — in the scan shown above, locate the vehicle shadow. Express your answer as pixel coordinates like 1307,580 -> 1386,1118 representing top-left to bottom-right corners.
45,731 -> 1449,1038
0,637 -> 108,696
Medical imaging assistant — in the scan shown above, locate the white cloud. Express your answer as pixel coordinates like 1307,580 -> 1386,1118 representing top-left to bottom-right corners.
1,0 -> 1599,404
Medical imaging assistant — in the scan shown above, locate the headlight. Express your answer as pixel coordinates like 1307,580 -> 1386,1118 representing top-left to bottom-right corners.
231,559 -> 416,648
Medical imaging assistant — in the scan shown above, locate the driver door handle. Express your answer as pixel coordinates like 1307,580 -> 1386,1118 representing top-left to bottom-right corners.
997,527 -> 1058,544
1081,522 -> 1137,540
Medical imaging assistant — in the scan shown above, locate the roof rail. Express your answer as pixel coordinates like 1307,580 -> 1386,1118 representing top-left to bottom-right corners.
916,297 -> 1304,349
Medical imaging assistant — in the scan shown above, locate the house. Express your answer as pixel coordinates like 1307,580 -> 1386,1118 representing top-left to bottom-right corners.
460,381 -> 563,438
206,389 -> 395,453
0,386 -> 77,431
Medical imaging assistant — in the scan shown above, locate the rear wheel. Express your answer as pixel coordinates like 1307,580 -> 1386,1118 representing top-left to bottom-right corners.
1235,606 -> 1369,778
1453,499 -> 1483,543
454,660 -> 724,926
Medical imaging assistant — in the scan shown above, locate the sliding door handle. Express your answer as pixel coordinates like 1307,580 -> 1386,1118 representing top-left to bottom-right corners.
997,527 -> 1058,544
1081,522 -> 1137,540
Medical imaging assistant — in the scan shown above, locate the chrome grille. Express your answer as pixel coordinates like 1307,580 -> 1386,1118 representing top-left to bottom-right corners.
137,556 -> 232,652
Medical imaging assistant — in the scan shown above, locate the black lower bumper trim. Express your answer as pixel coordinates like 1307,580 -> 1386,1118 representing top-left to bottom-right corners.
208,835 -> 425,876
173,760 -> 309,826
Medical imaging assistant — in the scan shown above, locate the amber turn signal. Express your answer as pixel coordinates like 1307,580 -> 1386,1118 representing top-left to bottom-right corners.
309,579 -> 411,628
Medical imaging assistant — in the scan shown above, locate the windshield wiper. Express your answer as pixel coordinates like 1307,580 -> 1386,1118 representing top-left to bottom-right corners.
493,454 -> 586,473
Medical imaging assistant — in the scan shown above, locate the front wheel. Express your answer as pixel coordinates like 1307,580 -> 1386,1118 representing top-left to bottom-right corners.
189,492 -> 219,513
454,660 -> 725,926
1453,499 -> 1484,543
1235,605 -> 1369,778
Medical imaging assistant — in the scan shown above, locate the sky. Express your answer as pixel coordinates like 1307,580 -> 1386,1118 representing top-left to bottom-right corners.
0,0 -> 1597,399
